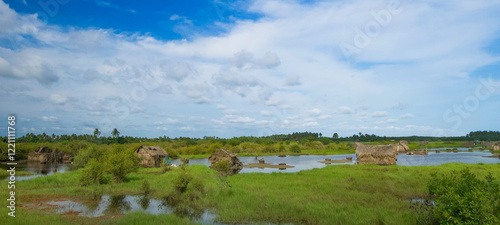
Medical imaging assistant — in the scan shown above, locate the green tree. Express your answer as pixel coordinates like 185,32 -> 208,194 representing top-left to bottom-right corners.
104,145 -> 139,183
333,133 -> 339,139
427,168 -> 499,224
93,128 -> 101,139
290,144 -> 301,153
112,128 -> 120,138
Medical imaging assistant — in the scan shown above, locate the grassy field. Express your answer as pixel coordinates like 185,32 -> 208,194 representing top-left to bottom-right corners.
1,162 -> 499,224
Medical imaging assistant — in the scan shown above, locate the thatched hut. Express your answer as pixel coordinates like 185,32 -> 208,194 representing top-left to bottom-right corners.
208,149 -> 243,175
135,145 -> 168,167
493,144 -> 500,151
28,147 -> 63,164
396,140 -> 410,153
483,141 -> 500,148
355,142 -> 397,165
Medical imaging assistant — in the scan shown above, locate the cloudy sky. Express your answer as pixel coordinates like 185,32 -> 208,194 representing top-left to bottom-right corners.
1,0 -> 500,138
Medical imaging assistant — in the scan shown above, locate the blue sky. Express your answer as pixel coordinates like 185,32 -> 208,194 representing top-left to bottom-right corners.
1,0 -> 500,138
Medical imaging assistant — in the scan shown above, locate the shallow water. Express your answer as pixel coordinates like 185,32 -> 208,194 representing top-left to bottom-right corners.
396,151 -> 499,166
1,161 -> 75,181
173,150 -> 499,173
38,195 -> 222,224
174,154 -> 356,174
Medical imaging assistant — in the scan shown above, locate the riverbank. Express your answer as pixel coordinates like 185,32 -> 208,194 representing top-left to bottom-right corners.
1,162 -> 499,224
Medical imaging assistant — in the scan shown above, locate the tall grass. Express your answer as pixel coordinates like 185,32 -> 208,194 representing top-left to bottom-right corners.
2,163 -> 499,224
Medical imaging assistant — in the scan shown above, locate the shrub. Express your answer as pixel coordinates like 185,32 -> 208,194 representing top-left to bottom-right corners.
73,146 -> 103,168
142,180 -> 151,196
79,159 -> 108,186
427,168 -> 500,224
212,160 -> 231,176
103,145 -> 139,183
174,167 -> 193,194
78,145 -> 138,184
290,144 -> 301,153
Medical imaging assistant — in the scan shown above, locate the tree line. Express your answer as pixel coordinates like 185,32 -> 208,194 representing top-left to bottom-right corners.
2,130 -> 500,145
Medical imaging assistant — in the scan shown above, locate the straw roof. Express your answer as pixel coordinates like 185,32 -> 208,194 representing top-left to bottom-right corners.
135,145 -> 168,167
208,149 -> 243,175
397,140 -> 410,153
355,142 -> 397,165
28,146 -> 63,164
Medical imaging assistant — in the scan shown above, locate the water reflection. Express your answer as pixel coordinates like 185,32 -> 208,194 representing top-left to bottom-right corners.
172,151 -> 499,173
1,161 -> 75,181
41,195 -> 218,224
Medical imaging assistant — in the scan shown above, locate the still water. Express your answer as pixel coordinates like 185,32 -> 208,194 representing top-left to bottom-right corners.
36,195 -> 219,224
3,150 -> 498,180
1,161 -> 75,181
174,150 -> 499,173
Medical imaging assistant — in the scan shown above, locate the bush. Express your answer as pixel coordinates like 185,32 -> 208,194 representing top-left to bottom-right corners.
78,145 -> 138,185
142,180 -> 151,196
104,145 -> 139,183
212,160 -> 231,176
290,144 -> 301,153
427,168 -> 500,224
174,167 -> 193,194
73,146 -> 103,168
79,158 -> 109,186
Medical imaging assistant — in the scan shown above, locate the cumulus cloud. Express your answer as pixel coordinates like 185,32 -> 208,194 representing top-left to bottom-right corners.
42,116 -> 58,122
49,94 -> 67,105
303,121 -> 319,127
284,75 -> 301,86
337,106 -> 354,114
156,126 -> 168,131
0,54 -> 58,84
261,110 -> 274,116
230,51 -> 280,69
400,113 -> 414,119
1,0 -> 499,137
170,14 -> 193,25
371,111 -> 389,117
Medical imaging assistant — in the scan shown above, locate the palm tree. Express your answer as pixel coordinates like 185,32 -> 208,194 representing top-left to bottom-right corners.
112,128 -> 120,138
93,128 -> 101,139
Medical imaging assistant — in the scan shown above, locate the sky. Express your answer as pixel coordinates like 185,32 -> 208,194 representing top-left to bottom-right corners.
0,0 -> 500,138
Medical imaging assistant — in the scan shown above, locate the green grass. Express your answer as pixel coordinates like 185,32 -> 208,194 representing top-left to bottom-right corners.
1,163 -> 499,224
0,168 -> 34,176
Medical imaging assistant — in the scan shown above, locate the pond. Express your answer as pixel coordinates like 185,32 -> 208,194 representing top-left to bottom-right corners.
397,150 -> 499,166
2,149 -> 498,180
173,150 -> 499,173
1,161 -> 75,181
31,195 -> 231,225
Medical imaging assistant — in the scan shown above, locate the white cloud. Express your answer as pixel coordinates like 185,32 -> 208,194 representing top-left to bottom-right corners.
156,126 -> 168,131
284,75 -> 301,86
49,94 -> 67,104
1,0 -> 500,137
261,110 -> 274,116
309,108 -> 321,115
42,116 -> 57,122
371,111 -> 389,117
337,106 -> 354,114
170,14 -> 193,25
303,121 -> 319,127
400,113 -> 414,119
180,126 -> 194,131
